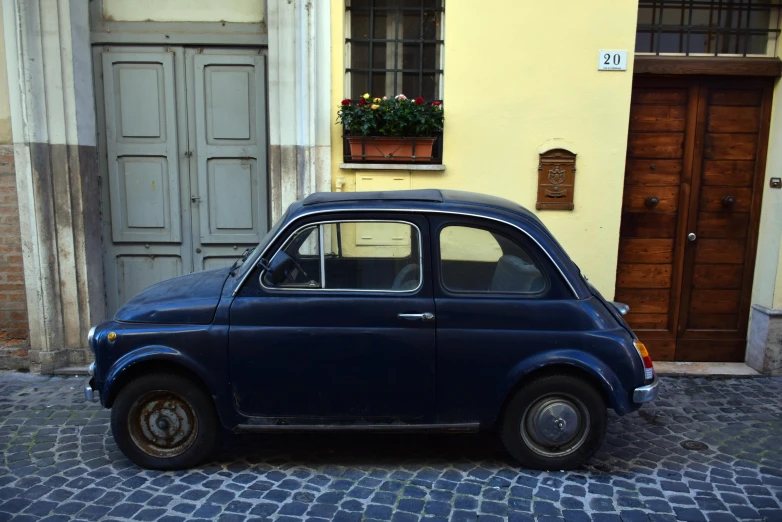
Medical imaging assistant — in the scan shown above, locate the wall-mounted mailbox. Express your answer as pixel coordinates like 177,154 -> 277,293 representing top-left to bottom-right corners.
536,148 -> 577,210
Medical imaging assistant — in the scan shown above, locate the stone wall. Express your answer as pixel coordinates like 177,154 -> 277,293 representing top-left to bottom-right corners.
0,145 -> 28,370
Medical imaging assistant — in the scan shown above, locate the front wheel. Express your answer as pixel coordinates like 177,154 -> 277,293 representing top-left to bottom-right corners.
110,373 -> 218,470
500,373 -> 606,470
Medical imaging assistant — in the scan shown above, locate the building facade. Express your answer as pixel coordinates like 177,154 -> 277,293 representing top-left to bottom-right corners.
0,0 -> 781,373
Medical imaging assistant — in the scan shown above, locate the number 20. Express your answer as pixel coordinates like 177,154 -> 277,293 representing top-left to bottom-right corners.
603,53 -> 620,66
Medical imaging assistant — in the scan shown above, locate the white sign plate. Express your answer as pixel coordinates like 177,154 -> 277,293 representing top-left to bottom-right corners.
598,50 -> 628,71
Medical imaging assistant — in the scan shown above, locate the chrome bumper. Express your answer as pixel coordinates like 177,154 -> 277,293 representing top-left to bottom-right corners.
633,374 -> 660,403
84,377 -> 99,403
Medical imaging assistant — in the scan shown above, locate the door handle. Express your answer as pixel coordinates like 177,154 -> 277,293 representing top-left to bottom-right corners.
687,232 -> 697,242
398,313 -> 435,322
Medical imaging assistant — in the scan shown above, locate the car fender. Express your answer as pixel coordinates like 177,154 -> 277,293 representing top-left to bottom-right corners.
101,344 -> 242,429
102,345 -> 215,404
490,349 -> 633,424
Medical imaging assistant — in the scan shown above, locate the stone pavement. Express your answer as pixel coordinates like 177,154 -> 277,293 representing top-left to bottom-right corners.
0,373 -> 781,522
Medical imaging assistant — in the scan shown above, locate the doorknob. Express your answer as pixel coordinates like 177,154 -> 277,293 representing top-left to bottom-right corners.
398,313 -> 435,322
687,233 -> 697,242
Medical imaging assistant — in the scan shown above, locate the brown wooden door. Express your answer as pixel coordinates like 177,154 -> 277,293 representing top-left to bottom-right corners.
616,77 -> 771,362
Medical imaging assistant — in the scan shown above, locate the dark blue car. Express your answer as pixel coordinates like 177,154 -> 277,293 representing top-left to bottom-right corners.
85,190 -> 659,470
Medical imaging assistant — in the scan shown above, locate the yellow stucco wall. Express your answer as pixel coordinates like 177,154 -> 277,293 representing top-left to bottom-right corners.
103,0 -> 263,23
0,4 -> 12,144
330,0 -> 638,297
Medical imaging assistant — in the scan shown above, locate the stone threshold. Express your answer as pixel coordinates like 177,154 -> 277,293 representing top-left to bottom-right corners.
655,361 -> 761,377
51,365 -> 89,376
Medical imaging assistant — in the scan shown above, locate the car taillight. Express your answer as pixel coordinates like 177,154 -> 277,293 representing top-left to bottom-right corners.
634,340 -> 655,381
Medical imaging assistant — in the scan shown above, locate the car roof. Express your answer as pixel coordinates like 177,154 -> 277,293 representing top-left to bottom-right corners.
300,189 -> 541,223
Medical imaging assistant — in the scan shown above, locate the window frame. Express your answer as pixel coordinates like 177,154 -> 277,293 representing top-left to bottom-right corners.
345,0 -> 445,102
635,0 -> 781,57
260,219 -> 424,294
434,221 -> 551,298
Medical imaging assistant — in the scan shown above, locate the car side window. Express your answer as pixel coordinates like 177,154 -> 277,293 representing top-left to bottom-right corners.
439,225 -> 545,294
264,221 -> 421,292
263,225 -> 322,288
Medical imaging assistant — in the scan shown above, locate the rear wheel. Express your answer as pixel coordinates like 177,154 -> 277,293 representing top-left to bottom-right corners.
500,373 -> 606,470
110,373 -> 218,470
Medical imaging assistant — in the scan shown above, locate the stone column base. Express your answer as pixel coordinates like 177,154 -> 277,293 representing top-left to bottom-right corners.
747,305 -> 782,375
28,349 -> 70,374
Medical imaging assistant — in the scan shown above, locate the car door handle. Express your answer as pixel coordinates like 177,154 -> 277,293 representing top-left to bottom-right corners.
398,313 -> 435,322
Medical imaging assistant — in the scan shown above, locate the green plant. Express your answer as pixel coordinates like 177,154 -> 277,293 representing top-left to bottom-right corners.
337,93 -> 444,137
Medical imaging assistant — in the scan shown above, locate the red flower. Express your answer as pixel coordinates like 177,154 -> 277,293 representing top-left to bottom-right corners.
341,99 -> 351,106
432,101 -> 442,106
358,98 -> 366,106
414,97 -> 425,105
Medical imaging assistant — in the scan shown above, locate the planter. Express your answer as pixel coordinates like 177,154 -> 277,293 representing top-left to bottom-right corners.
347,136 -> 436,163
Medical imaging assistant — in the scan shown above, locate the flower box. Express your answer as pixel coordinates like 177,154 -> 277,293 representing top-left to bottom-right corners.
338,93 -> 443,164
346,136 -> 437,163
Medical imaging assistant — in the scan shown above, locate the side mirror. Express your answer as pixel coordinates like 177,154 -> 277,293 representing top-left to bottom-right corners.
266,252 -> 295,285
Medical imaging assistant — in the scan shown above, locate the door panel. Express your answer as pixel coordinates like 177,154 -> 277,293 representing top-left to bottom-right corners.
617,77 -> 771,362
98,48 -> 192,315
228,214 -> 435,420
102,52 -> 182,243
191,52 -> 268,247
617,83 -> 692,351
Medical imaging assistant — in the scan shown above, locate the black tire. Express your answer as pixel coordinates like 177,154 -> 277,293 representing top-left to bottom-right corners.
500,373 -> 606,470
110,373 -> 218,470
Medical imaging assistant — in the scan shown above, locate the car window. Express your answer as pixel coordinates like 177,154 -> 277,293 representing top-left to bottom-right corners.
322,222 -> 420,290
265,225 -> 322,288
265,221 -> 421,292
439,225 -> 545,294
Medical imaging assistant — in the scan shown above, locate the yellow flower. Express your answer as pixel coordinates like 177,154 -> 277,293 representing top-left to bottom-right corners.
373,97 -> 382,103
370,104 -> 380,110
363,93 -> 371,100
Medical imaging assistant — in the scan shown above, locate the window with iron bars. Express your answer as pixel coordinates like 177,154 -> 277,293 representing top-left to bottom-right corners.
344,0 -> 445,164
346,0 -> 444,101
636,0 -> 781,56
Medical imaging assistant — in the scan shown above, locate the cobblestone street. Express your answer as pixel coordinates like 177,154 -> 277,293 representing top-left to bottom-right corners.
0,373 -> 781,522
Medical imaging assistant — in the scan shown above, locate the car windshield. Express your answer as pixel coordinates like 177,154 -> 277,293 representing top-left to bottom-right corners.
231,206 -> 291,279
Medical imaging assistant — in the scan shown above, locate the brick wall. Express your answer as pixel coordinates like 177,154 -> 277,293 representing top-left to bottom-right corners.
0,145 -> 29,370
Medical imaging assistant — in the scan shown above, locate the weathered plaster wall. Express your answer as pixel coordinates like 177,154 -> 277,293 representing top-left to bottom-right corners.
750,54 -> 782,311
267,0 -> 331,221
0,5 -> 10,144
102,0 -> 263,23
3,0 -> 104,372
0,4 -> 28,370
330,0 -> 639,298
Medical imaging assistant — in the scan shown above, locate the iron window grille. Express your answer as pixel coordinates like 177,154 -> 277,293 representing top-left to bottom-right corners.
636,0 -> 781,56
344,0 -> 444,164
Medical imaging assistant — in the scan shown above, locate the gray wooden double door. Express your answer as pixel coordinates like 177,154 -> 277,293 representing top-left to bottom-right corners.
95,46 -> 268,315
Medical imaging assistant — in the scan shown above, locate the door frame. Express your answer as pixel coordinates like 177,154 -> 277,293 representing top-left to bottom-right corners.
621,74 -> 773,361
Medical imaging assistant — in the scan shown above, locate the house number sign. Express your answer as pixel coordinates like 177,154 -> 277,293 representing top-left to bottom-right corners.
536,149 -> 577,210
598,50 -> 628,71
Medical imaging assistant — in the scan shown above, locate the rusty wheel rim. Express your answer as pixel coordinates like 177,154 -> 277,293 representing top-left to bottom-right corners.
128,390 -> 198,458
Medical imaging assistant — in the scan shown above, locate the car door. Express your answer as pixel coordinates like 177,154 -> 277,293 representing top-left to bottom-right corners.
228,212 -> 436,421
430,216 -> 575,423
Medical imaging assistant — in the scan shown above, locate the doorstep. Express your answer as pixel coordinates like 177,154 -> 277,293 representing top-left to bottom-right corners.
654,361 -> 760,377
51,365 -> 90,376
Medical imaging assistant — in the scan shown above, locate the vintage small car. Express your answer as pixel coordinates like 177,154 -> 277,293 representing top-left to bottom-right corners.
85,189 -> 658,470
